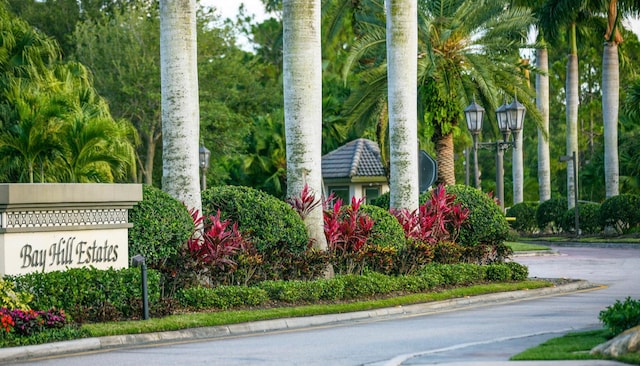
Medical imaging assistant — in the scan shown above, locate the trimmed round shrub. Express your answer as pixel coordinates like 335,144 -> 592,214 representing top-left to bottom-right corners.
599,297 -> 640,336
359,205 -> 406,248
201,185 -> 309,253
560,202 -> 602,234
599,194 -> 640,234
536,197 -> 567,233
128,185 -> 194,269
506,202 -> 539,234
445,184 -> 509,247
485,264 -> 512,282
505,261 -> 529,281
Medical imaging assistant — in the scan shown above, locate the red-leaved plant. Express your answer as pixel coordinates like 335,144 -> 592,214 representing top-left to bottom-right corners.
187,209 -> 249,273
286,184 -> 323,220
392,184 -> 469,244
323,196 -> 374,253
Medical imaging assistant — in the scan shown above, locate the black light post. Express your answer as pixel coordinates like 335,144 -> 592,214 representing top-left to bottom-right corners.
560,152 -> 580,236
465,96 -> 525,212
131,254 -> 149,320
464,100 -> 485,190
199,145 -> 211,191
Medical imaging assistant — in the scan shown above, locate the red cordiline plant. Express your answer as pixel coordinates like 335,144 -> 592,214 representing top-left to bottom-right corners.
287,184 -> 375,254
392,184 -> 469,244
323,196 -> 374,274
285,184 -> 323,220
187,209 -> 250,273
323,196 -> 374,254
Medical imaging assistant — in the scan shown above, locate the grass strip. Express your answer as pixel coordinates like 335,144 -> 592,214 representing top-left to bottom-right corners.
511,329 -> 640,365
84,280 -> 551,337
507,242 -> 551,252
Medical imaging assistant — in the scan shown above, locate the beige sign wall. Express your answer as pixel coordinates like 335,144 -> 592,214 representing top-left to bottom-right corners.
1,229 -> 127,274
0,184 -> 142,276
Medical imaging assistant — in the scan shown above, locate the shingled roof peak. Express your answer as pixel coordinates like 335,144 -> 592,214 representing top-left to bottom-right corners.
322,138 -> 386,179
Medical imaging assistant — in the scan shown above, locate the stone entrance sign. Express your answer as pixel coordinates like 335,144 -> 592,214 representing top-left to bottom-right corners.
0,184 -> 142,275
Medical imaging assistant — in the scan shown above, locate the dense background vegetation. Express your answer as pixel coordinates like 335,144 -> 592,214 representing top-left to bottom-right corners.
2,0 -> 640,204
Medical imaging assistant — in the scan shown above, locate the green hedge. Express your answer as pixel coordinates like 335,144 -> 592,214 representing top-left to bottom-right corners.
536,197 -> 566,233
599,194 -> 640,234
445,185 -> 510,246
506,202 -> 539,234
174,262 -> 530,308
128,185 -> 194,269
599,297 -> 640,336
202,185 -> 309,253
7,267 -> 161,323
359,205 -> 406,248
560,202 -> 602,234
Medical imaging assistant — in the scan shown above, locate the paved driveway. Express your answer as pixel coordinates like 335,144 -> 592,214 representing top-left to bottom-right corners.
8,245 -> 640,366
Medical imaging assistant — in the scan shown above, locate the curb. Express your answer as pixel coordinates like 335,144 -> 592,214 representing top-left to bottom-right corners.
521,241 -> 640,250
0,280 -> 600,364
512,250 -> 559,257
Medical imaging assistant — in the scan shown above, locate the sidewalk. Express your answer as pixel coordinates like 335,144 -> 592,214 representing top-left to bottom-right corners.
0,279 -> 615,365
411,362 -> 626,365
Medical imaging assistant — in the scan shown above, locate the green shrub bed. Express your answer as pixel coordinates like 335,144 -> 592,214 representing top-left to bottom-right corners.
176,262 -> 529,309
6,267 -> 161,323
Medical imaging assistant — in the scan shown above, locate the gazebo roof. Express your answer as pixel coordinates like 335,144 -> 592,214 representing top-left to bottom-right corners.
322,138 -> 386,179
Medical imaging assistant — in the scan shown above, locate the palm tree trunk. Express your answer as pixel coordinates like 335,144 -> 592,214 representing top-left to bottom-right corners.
512,129 -> 524,205
283,0 -> 327,251
536,47 -> 551,202
435,132 -> 455,186
566,24 -> 579,209
159,0 -> 202,213
603,41 -> 619,198
386,0 -> 419,211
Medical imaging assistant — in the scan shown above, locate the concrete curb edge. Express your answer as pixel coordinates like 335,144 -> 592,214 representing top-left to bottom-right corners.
0,280 -> 600,364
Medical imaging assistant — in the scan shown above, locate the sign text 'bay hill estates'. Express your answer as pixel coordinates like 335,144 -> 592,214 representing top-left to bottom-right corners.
20,237 -> 119,272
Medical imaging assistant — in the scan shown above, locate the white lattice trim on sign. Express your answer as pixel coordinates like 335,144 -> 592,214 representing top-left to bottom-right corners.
1,209 -> 129,229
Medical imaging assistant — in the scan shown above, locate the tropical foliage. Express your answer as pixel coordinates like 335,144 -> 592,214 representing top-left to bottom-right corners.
5,0 -> 640,211
0,4 -> 136,183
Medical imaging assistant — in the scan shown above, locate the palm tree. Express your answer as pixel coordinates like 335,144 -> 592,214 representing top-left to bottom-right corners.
282,0 -> 328,251
602,0 -> 621,198
535,43 -> 551,202
386,0 -> 419,210
510,0 -> 552,202
55,99 -> 137,183
159,0 -> 202,213
342,0 -> 535,193
539,0 -> 598,208
600,0 -> 640,198
0,4 -> 60,91
0,82 -> 63,183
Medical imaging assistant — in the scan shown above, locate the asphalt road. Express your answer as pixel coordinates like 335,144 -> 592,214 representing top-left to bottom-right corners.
11,246 -> 640,366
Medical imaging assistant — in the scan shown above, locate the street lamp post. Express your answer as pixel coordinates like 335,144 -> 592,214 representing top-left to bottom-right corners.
199,145 -> 211,191
465,96 -> 525,212
464,100 -> 485,190
560,152 -> 580,236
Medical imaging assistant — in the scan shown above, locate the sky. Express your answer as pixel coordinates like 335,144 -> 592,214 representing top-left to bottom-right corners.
202,1 -> 640,46
203,0 -> 270,23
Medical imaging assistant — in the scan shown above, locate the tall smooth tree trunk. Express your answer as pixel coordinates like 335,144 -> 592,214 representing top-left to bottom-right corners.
602,44 -> 620,198
160,0 -> 202,213
283,0 -> 327,251
512,129 -> 524,205
536,47 -> 551,202
386,0 -> 419,211
565,24 -> 579,209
